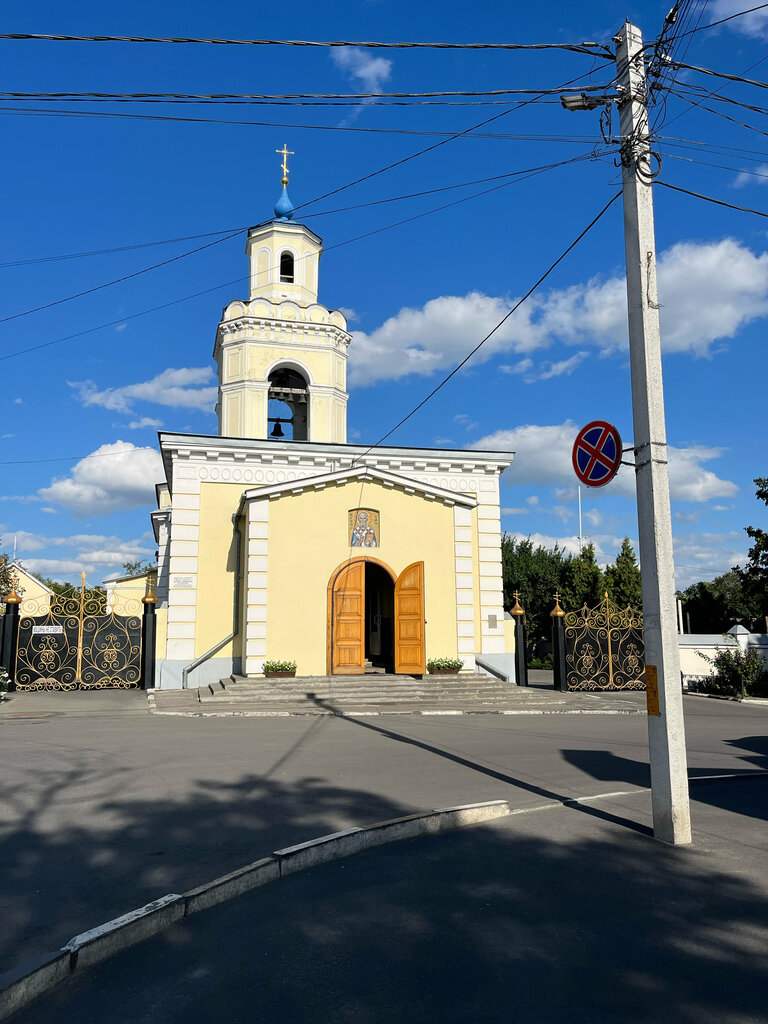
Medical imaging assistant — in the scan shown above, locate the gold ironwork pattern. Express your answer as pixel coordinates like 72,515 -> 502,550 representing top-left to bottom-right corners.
14,573 -> 142,690
564,594 -> 645,691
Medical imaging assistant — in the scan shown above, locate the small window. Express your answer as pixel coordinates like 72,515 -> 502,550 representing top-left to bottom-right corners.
279,251 -> 294,284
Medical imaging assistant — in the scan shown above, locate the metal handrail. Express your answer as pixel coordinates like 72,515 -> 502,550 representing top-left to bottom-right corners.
180,512 -> 243,689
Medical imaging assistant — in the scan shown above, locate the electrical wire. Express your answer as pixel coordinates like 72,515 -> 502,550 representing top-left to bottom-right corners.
0,446 -> 157,466
0,105 -> 604,144
663,150 -> 768,181
671,89 -> 768,139
0,149 -> 608,361
0,230 -> 243,324
676,1 -> 768,36
0,84 -> 617,103
0,32 -> 613,56
673,81 -> 768,118
670,60 -> 768,92
352,191 -> 621,460
656,178 -> 768,218
1,151 -> 606,274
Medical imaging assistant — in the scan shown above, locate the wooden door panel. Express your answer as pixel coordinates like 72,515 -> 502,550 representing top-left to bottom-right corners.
332,561 -> 364,675
395,561 -> 425,675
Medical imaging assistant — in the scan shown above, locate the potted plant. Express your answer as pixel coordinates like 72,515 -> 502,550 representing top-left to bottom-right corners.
263,659 -> 297,679
427,657 -> 463,676
0,667 -> 9,701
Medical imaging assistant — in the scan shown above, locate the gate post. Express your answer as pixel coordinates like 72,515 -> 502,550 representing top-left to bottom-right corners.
510,591 -> 528,688
551,593 -> 567,692
140,585 -> 157,690
2,585 -> 21,691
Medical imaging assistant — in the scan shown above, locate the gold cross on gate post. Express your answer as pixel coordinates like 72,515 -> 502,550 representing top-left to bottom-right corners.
276,143 -> 294,185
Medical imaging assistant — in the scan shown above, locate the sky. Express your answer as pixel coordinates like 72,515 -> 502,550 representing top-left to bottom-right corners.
1,0 -> 766,592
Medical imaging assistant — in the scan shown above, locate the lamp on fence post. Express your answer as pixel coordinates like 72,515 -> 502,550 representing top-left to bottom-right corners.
551,593 -> 567,692
2,579 -> 22,691
510,591 -> 528,688
140,580 -> 157,691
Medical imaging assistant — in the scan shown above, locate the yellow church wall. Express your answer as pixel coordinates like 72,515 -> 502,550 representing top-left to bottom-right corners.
195,482 -> 247,662
263,481 -> 460,675
12,570 -> 52,616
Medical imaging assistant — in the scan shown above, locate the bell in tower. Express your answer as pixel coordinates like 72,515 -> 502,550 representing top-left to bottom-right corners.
213,146 -> 352,444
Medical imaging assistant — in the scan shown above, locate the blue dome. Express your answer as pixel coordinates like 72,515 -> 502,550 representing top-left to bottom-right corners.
274,186 -> 294,221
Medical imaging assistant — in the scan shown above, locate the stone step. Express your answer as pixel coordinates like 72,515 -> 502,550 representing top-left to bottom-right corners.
197,672 -> 519,709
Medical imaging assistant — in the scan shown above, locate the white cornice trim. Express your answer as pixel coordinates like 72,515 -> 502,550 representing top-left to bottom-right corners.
241,464 -> 478,508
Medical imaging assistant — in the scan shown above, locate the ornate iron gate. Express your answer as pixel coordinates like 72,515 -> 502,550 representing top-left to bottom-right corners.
564,594 -> 645,691
15,575 -> 143,691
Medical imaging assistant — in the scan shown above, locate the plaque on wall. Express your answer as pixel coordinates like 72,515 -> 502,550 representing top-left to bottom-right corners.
348,509 -> 380,548
171,575 -> 196,590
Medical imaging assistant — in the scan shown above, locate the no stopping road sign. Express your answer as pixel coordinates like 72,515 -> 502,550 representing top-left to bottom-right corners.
572,420 -> 623,487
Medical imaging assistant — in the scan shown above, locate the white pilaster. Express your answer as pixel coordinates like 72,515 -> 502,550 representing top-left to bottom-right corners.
454,506 -> 476,670
477,504 -> 505,655
165,458 -> 201,661
244,498 -> 269,674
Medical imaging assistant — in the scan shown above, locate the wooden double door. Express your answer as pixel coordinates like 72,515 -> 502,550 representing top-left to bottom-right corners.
328,558 -> 425,676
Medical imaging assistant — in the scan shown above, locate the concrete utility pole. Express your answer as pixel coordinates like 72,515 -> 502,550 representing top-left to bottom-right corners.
615,22 -> 691,845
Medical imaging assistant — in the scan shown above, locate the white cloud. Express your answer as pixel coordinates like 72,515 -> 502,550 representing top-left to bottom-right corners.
499,359 -> 533,376
41,507 -> 57,515
338,307 -> 358,322
331,47 -> 392,93
71,367 -> 217,414
709,0 -> 768,37
673,531 -> 747,589
585,509 -> 602,528
501,507 -> 530,515
347,239 -> 768,385
115,323 -> 128,333
38,442 -> 164,516
454,413 -> 478,431
127,417 -> 164,430
733,163 -> 768,188
470,421 -> 738,502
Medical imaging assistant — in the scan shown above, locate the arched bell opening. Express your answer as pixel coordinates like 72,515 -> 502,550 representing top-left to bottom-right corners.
267,366 -> 309,441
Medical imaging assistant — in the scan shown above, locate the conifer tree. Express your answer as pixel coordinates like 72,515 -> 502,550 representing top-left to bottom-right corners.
604,537 -> 643,610
562,542 -> 604,610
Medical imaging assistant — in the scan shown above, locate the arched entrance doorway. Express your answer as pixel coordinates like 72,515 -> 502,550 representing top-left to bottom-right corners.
327,558 -> 425,676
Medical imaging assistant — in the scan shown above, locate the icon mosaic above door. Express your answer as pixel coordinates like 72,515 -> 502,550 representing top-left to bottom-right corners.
348,508 -> 380,548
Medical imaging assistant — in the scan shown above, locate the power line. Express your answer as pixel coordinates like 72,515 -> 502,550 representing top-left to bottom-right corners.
672,89 -> 768,140
0,446 -> 157,466
0,84 -> 617,103
674,82 -> 768,118
663,150 -> 768,181
1,154 -> 605,278
352,191 -> 621,459
0,32 -> 612,56
671,60 -> 768,93
0,105 -> 603,144
676,2 -> 768,36
656,178 -> 768,218
0,150 -> 605,361
0,230 -> 243,324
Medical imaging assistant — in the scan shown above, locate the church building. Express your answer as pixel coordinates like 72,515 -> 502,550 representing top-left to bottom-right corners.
149,152 -> 515,688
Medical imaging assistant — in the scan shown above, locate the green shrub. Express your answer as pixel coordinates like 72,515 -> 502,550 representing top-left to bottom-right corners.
528,655 -> 553,670
0,667 -> 8,693
427,657 -> 463,673
263,659 -> 296,673
696,645 -> 768,699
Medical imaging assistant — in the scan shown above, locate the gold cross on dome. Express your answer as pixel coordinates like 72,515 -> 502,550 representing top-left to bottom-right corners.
276,143 -> 294,184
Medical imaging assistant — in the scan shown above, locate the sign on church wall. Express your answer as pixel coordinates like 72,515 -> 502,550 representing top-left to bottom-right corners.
348,509 -> 380,548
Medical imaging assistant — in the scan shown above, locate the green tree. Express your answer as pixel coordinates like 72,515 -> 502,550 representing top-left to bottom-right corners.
735,476 -> 768,627
30,572 -> 80,599
0,547 -> 17,599
121,559 -> 155,577
501,536 -> 571,660
604,537 -> 643,610
680,570 -> 755,633
562,542 -> 604,611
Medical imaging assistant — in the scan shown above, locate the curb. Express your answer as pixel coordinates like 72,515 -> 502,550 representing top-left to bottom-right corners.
148,706 -> 644,718
0,799 -> 509,1021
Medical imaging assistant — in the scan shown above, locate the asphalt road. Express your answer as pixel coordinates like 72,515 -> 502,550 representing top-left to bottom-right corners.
1,689 -> 766,971
12,779 -> 768,1024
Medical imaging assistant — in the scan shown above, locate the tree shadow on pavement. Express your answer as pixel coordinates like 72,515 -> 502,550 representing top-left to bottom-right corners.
0,748 -> 413,966
14,780 -> 768,1024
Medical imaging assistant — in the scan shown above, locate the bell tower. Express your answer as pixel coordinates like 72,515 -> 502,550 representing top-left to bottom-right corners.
214,146 -> 351,443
